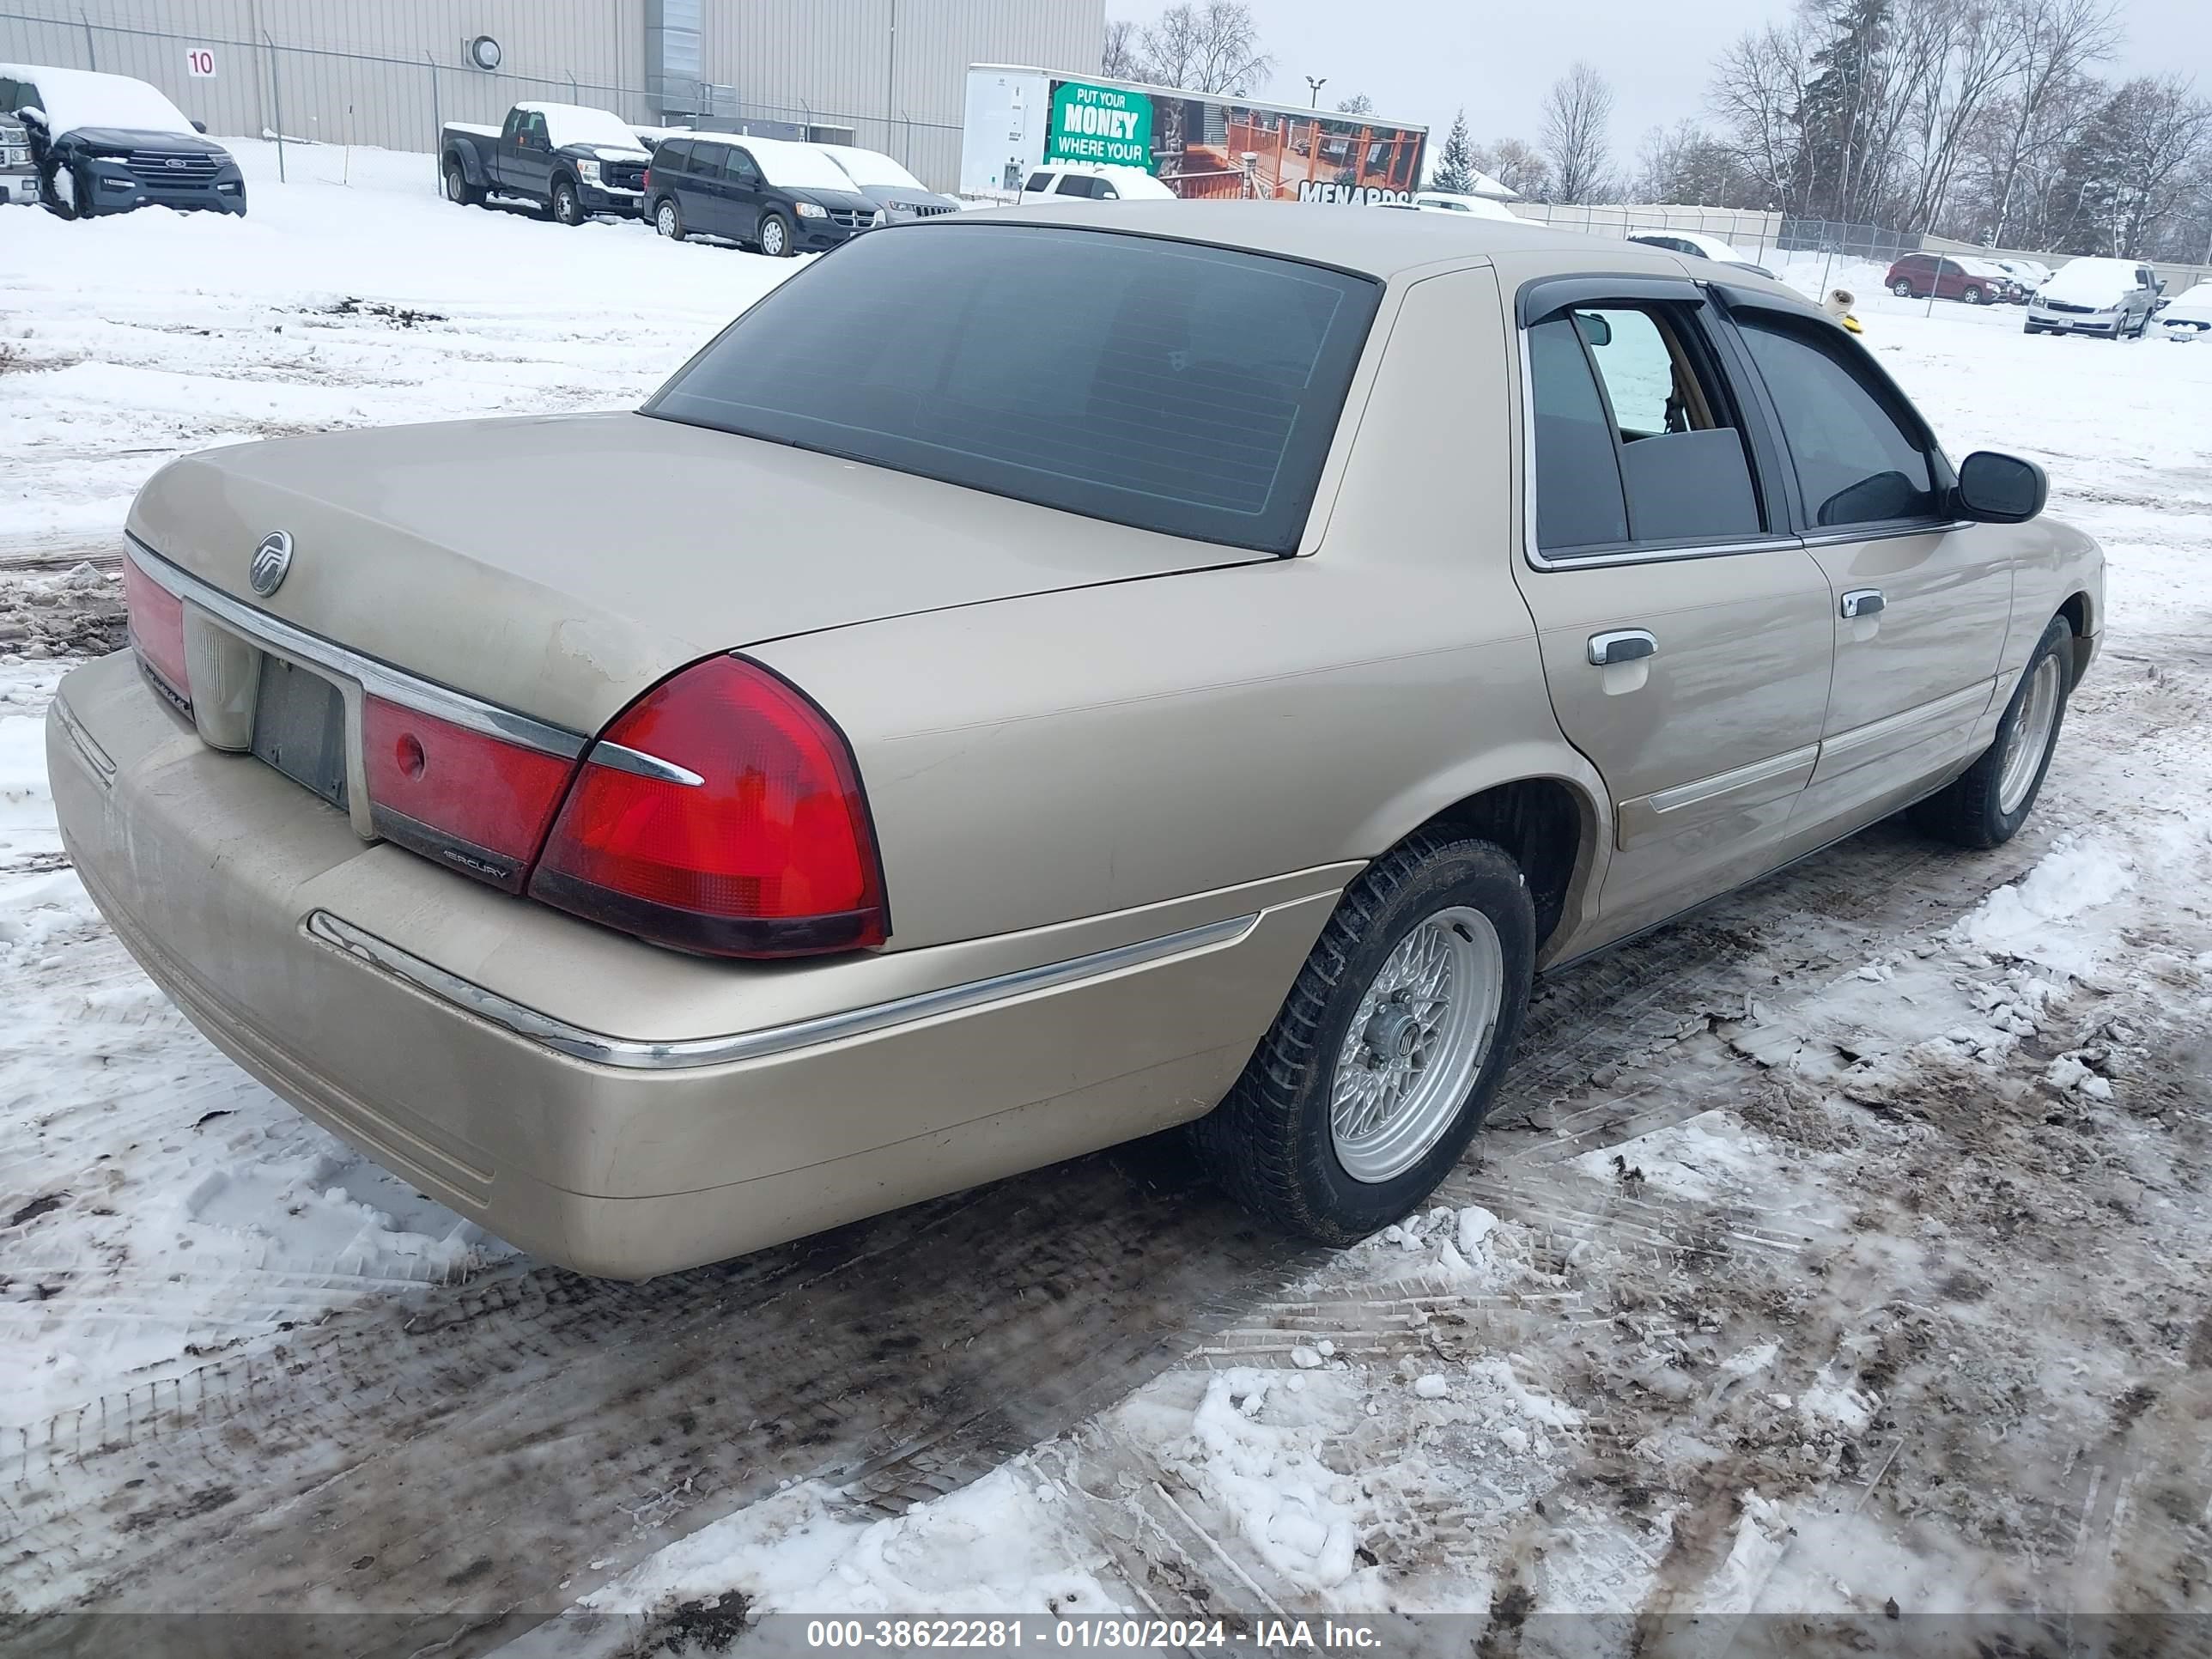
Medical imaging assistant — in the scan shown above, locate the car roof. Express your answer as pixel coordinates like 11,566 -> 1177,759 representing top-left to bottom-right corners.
938,199 -> 1807,290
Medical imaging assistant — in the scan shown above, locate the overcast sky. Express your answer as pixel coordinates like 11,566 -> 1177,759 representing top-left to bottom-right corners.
1244,0 -> 2210,167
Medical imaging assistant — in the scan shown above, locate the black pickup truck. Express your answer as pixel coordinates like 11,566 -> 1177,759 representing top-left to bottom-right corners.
441,102 -> 650,225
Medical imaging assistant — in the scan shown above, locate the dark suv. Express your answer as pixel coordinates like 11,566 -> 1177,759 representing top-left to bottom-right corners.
3,63 -> 245,218
1883,252 -> 2013,305
642,132 -> 879,257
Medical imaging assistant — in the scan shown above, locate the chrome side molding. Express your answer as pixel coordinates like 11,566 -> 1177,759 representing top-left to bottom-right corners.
305,908 -> 1261,1072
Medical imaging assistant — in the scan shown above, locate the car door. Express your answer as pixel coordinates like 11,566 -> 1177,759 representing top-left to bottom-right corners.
511,110 -> 554,196
675,139 -> 730,236
723,145 -> 767,243
2133,265 -> 2158,326
1508,276 -> 1838,941
1722,297 -> 2013,825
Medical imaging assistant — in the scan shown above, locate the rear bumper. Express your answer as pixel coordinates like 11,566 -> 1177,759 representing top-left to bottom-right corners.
49,651 -> 1332,1277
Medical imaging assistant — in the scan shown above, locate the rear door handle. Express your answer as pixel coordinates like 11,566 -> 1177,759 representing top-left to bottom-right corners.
1841,588 -> 1886,618
1588,629 -> 1657,665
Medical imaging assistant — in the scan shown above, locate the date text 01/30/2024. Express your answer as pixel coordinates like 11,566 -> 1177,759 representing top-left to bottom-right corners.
802,1619 -> 1388,1650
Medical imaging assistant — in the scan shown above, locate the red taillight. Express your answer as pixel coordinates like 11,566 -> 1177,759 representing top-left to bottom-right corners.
529,656 -> 886,957
641,167 -> 653,191
124,559 -> 191,711
363,696 -> 577,893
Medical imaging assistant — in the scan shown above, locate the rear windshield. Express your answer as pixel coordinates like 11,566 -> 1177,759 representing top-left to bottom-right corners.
645,224 -> 1382,554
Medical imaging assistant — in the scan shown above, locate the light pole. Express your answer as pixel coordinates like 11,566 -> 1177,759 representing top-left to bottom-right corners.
1305,76 -> 1326,107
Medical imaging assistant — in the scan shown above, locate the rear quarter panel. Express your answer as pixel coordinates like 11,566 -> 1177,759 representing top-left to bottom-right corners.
750,264 -> 1610,955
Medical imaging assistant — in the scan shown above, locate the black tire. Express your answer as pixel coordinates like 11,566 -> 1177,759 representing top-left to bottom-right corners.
1190,833 -> 1536,1244
1891,279 -> 1913,297
551,178 -> 583,226
443,159 -> 483,207
1911,614 -> 2074,850
2023,321 -> 2041,334
757,210 -> 795,257
653,197 -> 684,240
1963,285 -> 1984,305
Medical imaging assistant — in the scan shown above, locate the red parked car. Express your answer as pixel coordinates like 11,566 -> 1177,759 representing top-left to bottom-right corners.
1884,252 -> 2018,306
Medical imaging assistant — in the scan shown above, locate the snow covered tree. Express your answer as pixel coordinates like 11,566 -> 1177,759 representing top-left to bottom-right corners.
1431,108 -> 1476,194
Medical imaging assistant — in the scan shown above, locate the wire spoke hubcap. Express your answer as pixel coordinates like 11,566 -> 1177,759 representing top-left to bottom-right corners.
1329,905 -> 1505,1183
1996,653 -> 2063,814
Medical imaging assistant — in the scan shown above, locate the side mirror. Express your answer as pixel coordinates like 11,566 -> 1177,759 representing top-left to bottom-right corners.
1955,451 -> 2046,524
2155,278 -> 2167,294
15,105 -> 46,131
191,118 -> 208,134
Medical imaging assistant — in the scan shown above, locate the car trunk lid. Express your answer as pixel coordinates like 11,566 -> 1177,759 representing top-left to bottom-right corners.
127,410 -> 1256,738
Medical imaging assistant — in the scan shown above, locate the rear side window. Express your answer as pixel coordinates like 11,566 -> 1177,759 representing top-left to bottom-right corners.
659,138 -> 694,172
1025,171 -> 1053,192
1735,313 -> 1938,528
1055,173 -> 1098,197
1527,302 -> 1763,556
647,225 -> 1382,554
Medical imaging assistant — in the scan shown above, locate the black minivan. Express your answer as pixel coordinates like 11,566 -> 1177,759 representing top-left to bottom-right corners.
642,132 -> 879,257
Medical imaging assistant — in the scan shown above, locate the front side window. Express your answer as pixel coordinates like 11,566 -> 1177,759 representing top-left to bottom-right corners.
1527,301 -> 1763,556
647,225 -> 1382,554
1735,313 -> 1938,529
723,147 -> 757,184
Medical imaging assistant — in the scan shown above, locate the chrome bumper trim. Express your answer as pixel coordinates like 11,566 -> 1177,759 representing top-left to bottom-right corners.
125,535 -> 589,759
305,908 -> 1261,1071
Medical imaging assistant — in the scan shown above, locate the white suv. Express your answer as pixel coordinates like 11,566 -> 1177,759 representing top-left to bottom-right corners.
1018,164 -> 1177,204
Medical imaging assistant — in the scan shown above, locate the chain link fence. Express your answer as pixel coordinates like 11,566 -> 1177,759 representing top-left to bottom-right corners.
0,3 -> 961,184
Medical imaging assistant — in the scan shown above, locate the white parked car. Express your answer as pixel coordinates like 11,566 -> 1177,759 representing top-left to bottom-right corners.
1996,258 -> 2051,295
1018,163 -> 1176,204
1627,230 -> 1776,279
1,111 -> 31,205
1408,191 -> 1522,222
2154,281 -> 2212,337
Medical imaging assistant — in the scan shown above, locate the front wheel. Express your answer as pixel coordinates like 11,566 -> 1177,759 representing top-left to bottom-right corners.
551,179 -> 583,226
1962,285 -> 1984,305
757,210 -> 794,257
44,161 -> 84,219
1892,279 -> 1913,297
1190,833 -> 1535,1243
1911,615 -> 2072,849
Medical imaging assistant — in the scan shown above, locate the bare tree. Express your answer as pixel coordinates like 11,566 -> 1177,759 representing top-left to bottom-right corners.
1631,119 -> 1765,206
1984,0 -> 2119,240
1469,137 -> 1553,202
1893,0 -> 2030,231
1137,2 -> 1275,95
1541,62 -> 1616,203
1335,93 -> 1374,114
1709,19 -> 1813,211
1102,18 -> 1149,81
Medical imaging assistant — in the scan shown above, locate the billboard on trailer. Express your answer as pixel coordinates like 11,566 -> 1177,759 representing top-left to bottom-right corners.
961,64 -> 1427,205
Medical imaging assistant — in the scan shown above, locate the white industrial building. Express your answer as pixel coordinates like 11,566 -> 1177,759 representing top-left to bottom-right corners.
0,0 -> 1103,189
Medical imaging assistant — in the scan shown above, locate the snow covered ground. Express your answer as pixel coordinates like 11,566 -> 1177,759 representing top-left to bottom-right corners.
4,155 -> 2211,1650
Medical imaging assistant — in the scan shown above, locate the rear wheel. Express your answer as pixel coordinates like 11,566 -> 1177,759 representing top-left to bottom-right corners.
1911,615 -> 2072,849
758,210 -> 794,257
1190,833 -> 1535,1244
653,198 -> 684,240
550,178 -> 583,226
443,159 -> 482,207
